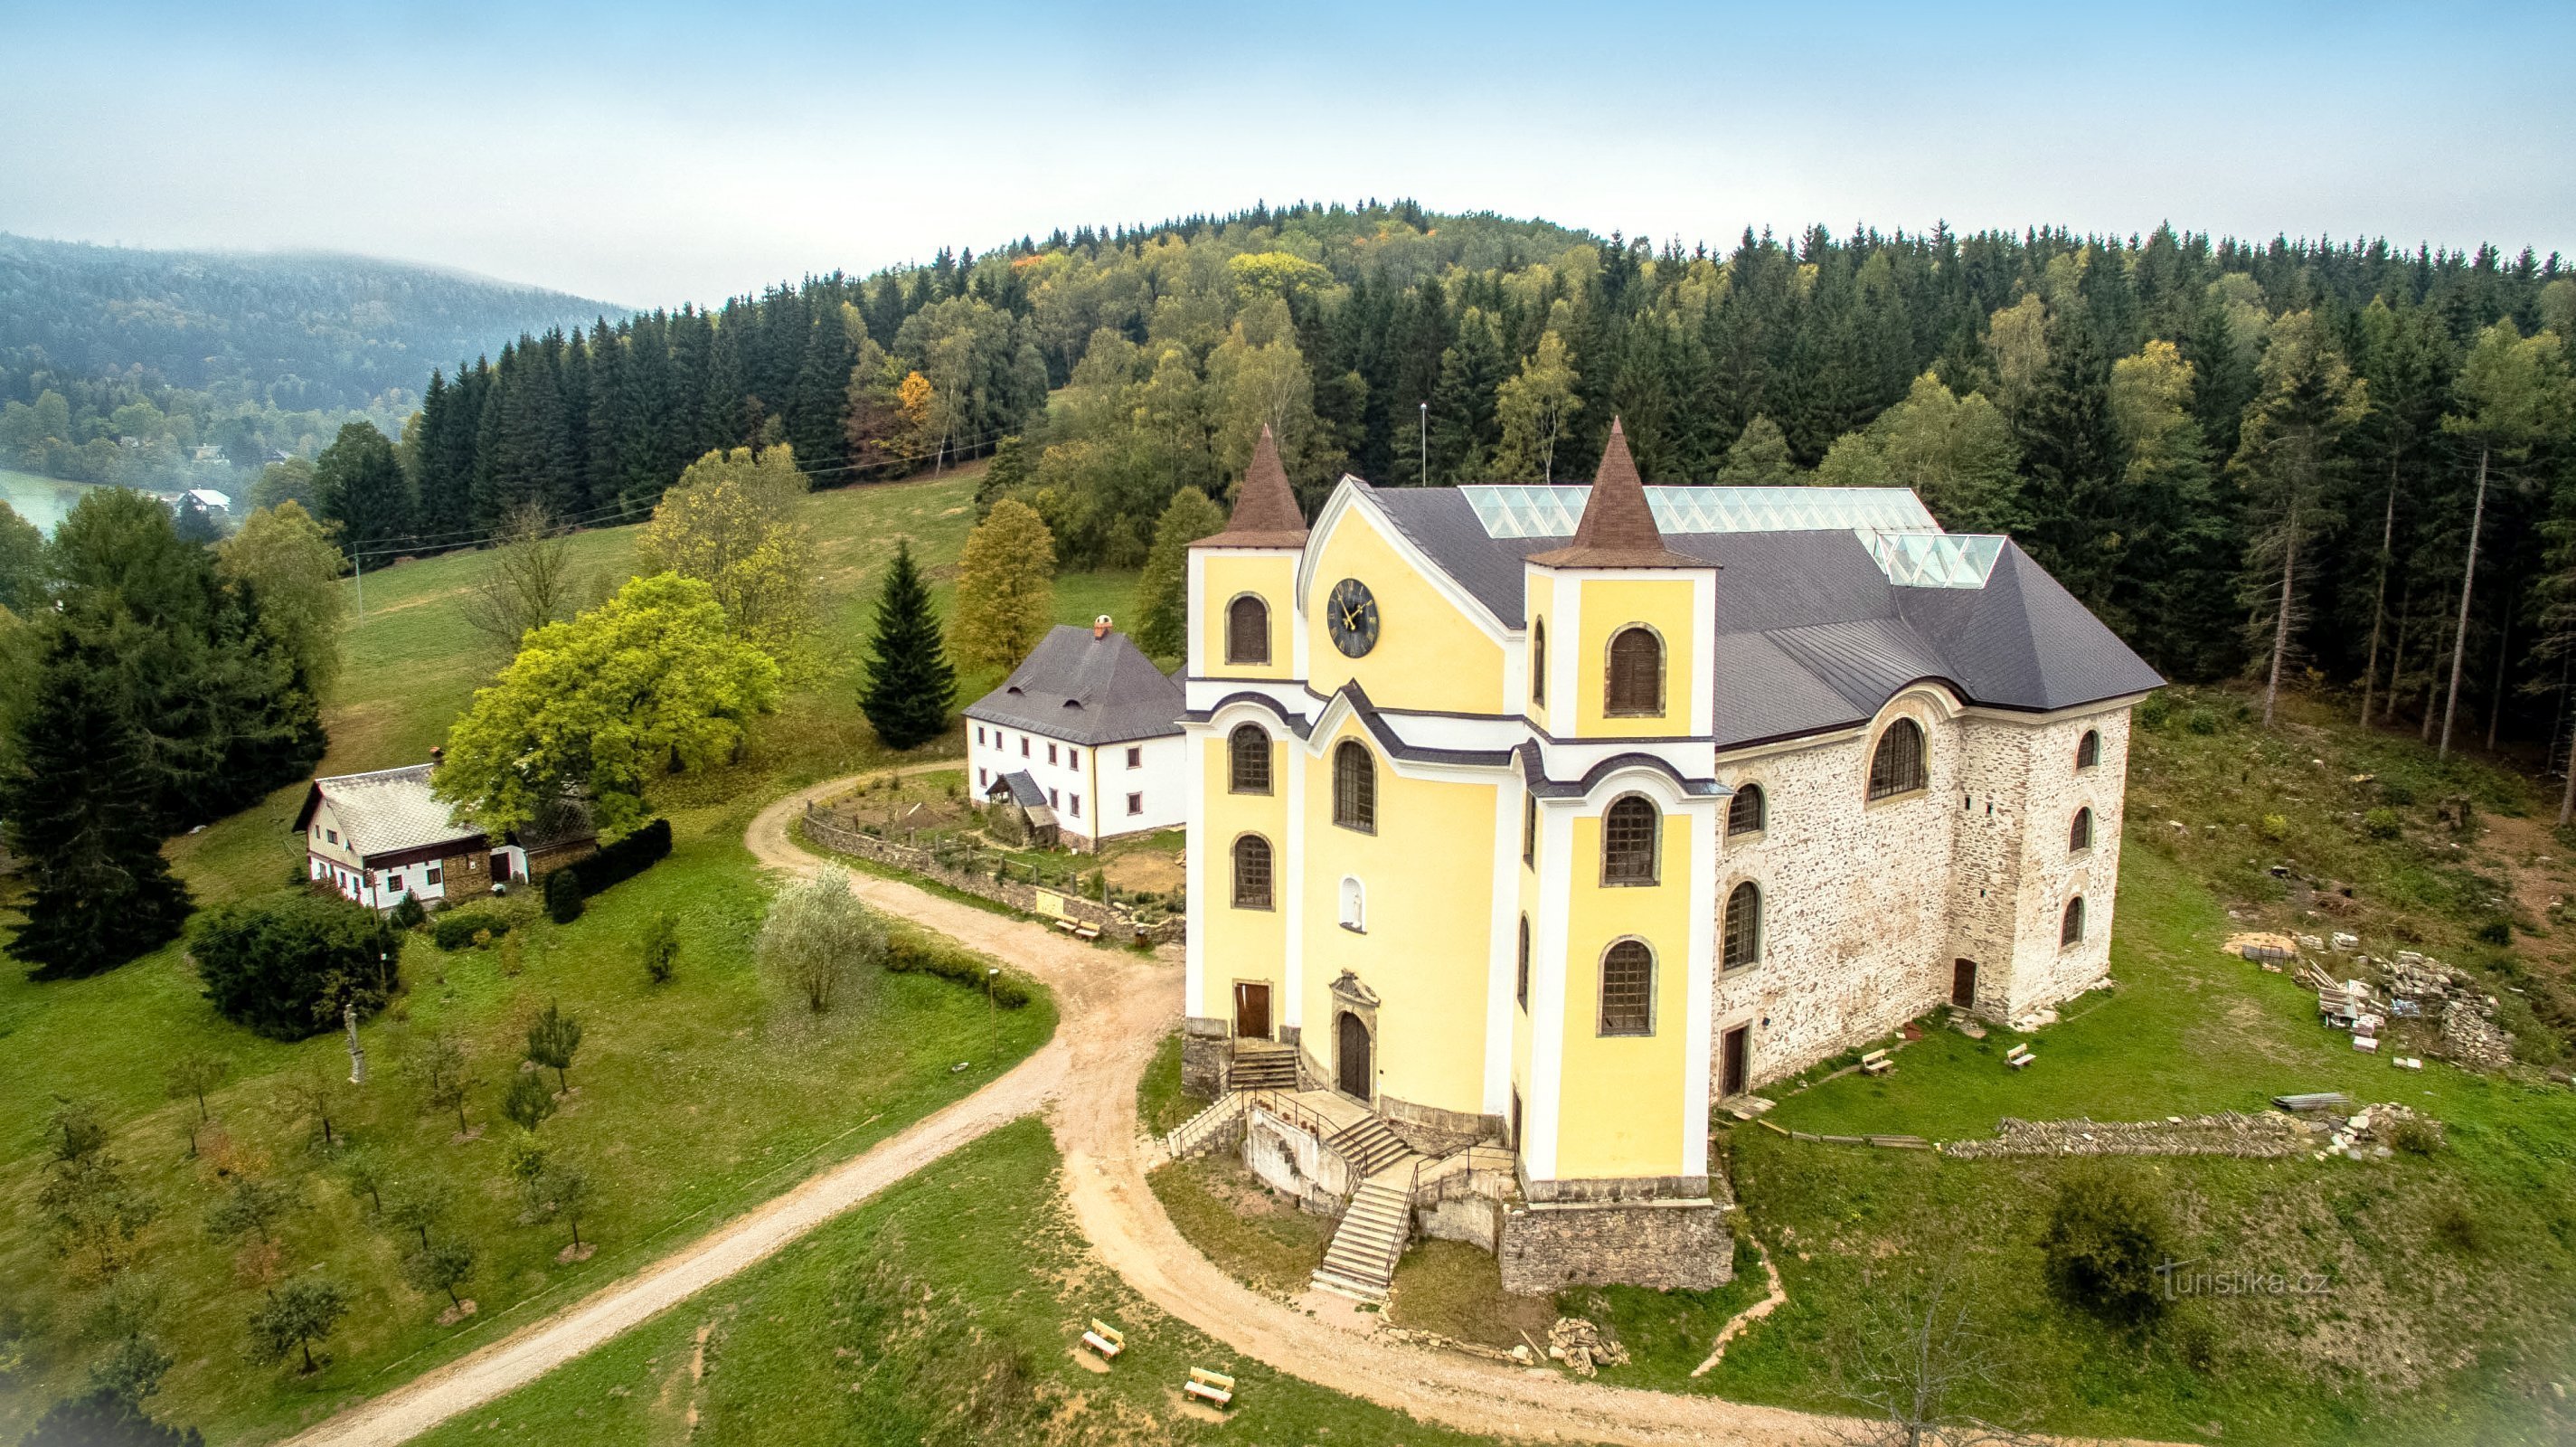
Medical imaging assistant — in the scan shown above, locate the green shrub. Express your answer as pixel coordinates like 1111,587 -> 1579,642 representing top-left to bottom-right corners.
2259,814 -> 2289,841
565,818 -> 672,899
2379,780 -> 2417,807
389,894 -> 428,932
2475,919 -> 2512,947
2361,808 -> 2401,839
2390,1115 -> 2446,1155
431,907 -> 511,950
2136,691 -> 2173,732
885,934 -> 1032,1007
2039,1164 -> 2175,1326
2184,706 -> 2221,735
544,868 -> 584,924
192,893 -> 399,1040
2431,1198 -> 2485,1253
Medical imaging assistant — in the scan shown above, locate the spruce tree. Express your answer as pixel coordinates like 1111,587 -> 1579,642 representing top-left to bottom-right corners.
2,632 -> 193,979
857,541 -> 957,750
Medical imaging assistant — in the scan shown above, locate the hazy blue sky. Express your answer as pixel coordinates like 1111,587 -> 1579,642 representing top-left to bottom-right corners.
3,1 -> 2569,307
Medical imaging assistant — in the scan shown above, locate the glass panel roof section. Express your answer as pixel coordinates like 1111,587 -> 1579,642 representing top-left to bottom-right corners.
1461,485 -> 1938,539
1456,484 -> 2000,588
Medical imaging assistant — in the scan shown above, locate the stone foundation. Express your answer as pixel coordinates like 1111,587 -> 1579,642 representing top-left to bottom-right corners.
1498,1197 -> 1733,1294
1378,1092 -> 1503,1158
1181,1017 -> 1229,1100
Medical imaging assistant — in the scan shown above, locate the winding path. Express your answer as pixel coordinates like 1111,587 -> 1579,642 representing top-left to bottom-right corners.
282,771 -> 1881,1446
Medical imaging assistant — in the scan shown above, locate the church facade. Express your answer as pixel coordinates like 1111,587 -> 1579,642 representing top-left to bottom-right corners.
1178,423 -> 2159,1287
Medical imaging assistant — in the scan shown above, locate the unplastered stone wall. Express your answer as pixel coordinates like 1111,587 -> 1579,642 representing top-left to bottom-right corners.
1711,706 -> 1960,1085
2000,709 -> 2128,1013
1498,1199 -> 1733,1294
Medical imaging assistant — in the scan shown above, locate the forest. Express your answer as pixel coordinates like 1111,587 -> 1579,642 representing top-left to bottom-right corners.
0,232 -> 607,488
351,201 -> 2574,755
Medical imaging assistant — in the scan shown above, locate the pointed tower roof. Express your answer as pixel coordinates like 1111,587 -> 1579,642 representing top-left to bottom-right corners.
1194,424 -> 1309,549
1528,418 -> 1698,567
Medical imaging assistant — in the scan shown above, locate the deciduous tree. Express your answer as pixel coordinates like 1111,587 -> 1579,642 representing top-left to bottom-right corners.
1493,331 -> 1581,481
637,445 -> 817,666
247,1277 -> 349,1375
757,866 -> 885,1014
524,1001 -> 583,1092
1134,488 -> 1226,660
948,500 -> 1055,674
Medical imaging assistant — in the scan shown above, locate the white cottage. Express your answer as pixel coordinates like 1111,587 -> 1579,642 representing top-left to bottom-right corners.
964,618 -> 1185,851
294,762 -> 597,911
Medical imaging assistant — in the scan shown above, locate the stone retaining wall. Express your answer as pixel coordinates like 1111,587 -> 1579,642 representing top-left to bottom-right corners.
1939,1111 -> 2312,1160
800,807 -> 1184,945
1498,1198 -> 1733,1295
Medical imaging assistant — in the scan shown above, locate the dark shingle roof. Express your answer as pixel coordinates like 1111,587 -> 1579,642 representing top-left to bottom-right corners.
1196,423 -> 1308,548
965,625 -> 1184,745
1365,488 -> 2162,746
1527,419 -> 1696,568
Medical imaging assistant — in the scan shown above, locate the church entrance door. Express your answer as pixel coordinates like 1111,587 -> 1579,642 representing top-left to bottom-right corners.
1336,1011 -> 1372,1100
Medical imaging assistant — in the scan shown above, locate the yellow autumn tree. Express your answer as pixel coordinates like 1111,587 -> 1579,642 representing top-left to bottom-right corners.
637,444 -> 817,667
948,498 -> 1055,674
895,371 -> 935,459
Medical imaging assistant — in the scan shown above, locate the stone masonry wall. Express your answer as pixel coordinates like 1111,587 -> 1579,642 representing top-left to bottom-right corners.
2002,711 -> 2126,1014
800,806 -> 1184,944
1498,1200 -> 1733,1294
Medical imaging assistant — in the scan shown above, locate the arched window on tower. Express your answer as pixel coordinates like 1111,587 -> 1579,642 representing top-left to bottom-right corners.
2070,806 -> 2093,853
1722,882 -> 1762,970
1532,618 -> 1547,706
1226,595 -> 1270,665
1231,835 -> 1273,909
2061,896 -> 2087,948
1606,626 -> 1664,716
1602,795 -> 1660,884
1516,914 -> 1530,1009
2076,728 -> 2100,771
1227,724 -> 1271,794
1868,718 -> 1927,800
1727,783 -> 1766,838
1333,740 -> 1375,833
1599,940 -> 1655,1036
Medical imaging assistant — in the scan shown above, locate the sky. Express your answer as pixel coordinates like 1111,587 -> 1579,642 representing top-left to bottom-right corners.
3,1 -> 2571,309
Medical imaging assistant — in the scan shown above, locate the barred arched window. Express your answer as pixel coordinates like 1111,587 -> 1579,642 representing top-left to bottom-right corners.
1602,795 -> 1660,884
1227,724 -> 1271,794
1868,718 -> 1927,800
1599,940 -> 1654,1036
1226,595 -> 1270,665
2061,896 -> 2086,948
2069,807 -> 2093,853
1515,914 -> 1531,1009
2076,729 -> 2100,771
1532,618 -> 1547,705
1722,882 -> 1762,971
1333,740 -> 1375,833
1606,626 -> 1664,716
1231,835 -> 1273,909
1727,783 -> 1766,838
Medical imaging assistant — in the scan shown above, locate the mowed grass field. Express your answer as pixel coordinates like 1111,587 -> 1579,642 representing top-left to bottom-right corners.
0,469 -> 1140,1443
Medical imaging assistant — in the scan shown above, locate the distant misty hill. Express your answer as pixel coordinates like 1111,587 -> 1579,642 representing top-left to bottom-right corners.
0,232 -> 616,411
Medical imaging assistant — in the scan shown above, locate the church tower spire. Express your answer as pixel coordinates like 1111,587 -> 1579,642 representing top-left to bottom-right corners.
1529,418 -> 1694,567
1197,424 -> 1308,548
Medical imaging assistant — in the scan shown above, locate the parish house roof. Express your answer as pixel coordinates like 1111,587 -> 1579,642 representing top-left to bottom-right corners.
966,625 -> 1184,746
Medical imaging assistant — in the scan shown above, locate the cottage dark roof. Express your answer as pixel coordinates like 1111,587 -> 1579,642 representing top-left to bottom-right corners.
292,764 -> 486,863
1527,420 -> 1698,569
1195,424 -> 1308,549
988,769 -> 1050,810
965,625 -> 1184,745
1364,488 -> 2163,747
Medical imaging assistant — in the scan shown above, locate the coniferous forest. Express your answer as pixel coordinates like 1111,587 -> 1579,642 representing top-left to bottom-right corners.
374,202 -> 2574,756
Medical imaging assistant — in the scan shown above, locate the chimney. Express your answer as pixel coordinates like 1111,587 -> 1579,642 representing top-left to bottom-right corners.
1092,615 -> 1112,639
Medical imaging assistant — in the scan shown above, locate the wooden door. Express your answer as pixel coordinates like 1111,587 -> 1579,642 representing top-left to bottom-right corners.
1336,1012 -> 1372,1099
1951,958 -> 1977,1008
1231,982 -> 1270,1039
1721,1025 -> 1750,1098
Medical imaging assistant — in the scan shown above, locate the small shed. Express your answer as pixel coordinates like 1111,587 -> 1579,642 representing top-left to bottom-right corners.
985,770 -> 1060,848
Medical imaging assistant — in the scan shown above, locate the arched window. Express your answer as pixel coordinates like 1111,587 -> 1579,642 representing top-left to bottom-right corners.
1532,618 -> 1547,705
1333,740 -> 1375,833
1339,875 -> 1365,932
1606,626 -> 1664,716
1515,915 -> 1531,1009
2076,729 -> 2100,771
1231,835 -> 1273,909
1868,718 -> 1927,800
1727,783 -> 1766,838
1225,595 -> 1270,665
2069,807 -> 2093,853
1599,940 -> 1655,1036
1722,882 -> 1762,971
2061,896 -> 2086,948
1227,724 -> 1271,794
1602,795 -> 1660,884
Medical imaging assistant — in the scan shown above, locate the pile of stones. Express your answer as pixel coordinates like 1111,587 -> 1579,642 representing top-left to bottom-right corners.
2382,950 -> 2516,1072
1941,1111 -> 2311,1160
2315,1102 -> 2440,1160
1544,1317 -> 1631,1377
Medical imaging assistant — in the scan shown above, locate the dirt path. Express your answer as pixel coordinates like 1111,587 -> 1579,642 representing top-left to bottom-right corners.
291,771 -> 2141,1447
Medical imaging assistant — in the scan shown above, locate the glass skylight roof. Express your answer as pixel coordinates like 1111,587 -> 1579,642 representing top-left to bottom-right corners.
1462,485 -> 1939,539
1457,485 -> 2004,589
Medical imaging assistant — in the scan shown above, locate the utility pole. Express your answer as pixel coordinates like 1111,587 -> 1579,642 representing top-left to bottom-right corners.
352,548 -> 365,619
985,967 -> 1000,1062
1419,401 -> 1429,487
344,1003 -> 367,1085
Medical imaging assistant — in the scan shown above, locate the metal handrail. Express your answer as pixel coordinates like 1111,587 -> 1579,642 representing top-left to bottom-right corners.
1245,1089 -> 1364,1203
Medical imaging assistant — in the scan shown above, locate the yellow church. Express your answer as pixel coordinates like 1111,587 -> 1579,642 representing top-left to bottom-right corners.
1173,422 -> 2159,1299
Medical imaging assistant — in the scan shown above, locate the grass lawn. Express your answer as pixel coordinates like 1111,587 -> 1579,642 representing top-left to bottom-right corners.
408,1119 -> 1498,1447
0,471 -> 1138,1442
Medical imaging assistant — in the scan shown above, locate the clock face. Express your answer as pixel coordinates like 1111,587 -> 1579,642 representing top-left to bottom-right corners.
1326,577 -> 1381,657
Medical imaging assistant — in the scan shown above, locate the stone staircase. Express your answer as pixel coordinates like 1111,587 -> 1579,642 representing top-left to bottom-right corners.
1228,1040 -> 1299,1092
1324,1114 -> 1412,1176
1310,1168 -> 1417,1303
1161,1091 -> 1246,1160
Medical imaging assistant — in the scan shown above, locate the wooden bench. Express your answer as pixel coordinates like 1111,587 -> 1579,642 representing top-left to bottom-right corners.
1080,1319 -> 1124,1359
1054,918 -> 1082,935
1184,1367 -> 1235,1408
1859,1049 -> 1893,1077
1072,923 -> 1102,941
2005,1044 -> 2035,1071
